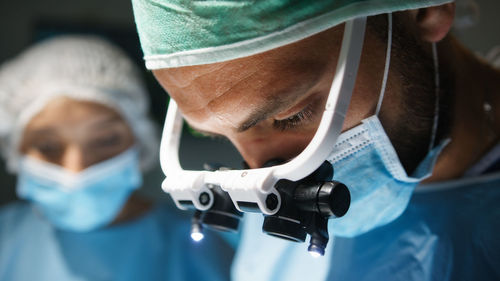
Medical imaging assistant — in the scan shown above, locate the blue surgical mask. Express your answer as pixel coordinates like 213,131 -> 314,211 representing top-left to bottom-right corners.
327,116 -> 448,237
326,17 -> 448,237
16,146 -> 142,232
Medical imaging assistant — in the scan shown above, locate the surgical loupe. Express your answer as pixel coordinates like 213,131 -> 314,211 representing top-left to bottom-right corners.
159,17 -> 367,256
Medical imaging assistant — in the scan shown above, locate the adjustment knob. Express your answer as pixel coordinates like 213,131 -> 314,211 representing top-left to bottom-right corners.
317,181 -> 350,218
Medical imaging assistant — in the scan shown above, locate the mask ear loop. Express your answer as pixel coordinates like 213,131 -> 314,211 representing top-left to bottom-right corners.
429,42 -> 440,151
374,13 -> 393,116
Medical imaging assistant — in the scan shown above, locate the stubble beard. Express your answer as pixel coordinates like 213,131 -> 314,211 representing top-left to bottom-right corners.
370,13 -> 452,174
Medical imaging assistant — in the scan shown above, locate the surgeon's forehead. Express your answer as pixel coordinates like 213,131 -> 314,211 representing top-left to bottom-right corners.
153,24 -> 345,110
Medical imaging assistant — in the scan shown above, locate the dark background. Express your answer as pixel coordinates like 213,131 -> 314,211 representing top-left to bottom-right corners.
0,0 -> 498,206
0,0 -> 243,205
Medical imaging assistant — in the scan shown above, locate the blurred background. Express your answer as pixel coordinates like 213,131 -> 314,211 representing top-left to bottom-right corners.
0,0 -> 498,206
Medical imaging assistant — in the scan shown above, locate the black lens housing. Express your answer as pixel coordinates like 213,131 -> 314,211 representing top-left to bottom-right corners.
262,161 -> 351,256
183,161 -> 350,256
200,185 -> 243,232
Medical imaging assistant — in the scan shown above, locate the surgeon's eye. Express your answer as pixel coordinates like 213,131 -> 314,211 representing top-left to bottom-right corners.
33,140 -> 64,160
273,103 -> 315,131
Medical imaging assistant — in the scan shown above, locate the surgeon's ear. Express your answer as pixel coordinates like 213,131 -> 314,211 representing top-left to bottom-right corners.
409,3 -> 456,42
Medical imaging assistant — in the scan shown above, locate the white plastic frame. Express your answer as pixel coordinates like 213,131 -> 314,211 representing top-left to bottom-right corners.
160,17 -> 367,215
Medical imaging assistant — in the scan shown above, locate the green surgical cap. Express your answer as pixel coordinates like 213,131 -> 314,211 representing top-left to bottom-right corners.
132,0 -> 452,69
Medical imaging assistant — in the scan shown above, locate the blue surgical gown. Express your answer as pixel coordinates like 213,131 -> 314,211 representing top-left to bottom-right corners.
232,170 -> 500,281
0,202 -> 233,281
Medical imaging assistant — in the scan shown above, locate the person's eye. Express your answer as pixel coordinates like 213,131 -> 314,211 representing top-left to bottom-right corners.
273,103 -> 316,131
33,141 -> 63,159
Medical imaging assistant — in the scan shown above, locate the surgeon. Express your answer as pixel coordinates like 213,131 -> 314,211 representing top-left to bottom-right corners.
132,0 -> 500,280
0,35 -> 233,281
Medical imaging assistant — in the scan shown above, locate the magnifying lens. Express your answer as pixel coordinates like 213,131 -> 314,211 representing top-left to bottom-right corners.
159,17 -> 367,256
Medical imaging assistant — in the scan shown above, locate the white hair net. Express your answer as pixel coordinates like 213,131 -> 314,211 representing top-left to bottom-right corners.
0,35 -> 159,173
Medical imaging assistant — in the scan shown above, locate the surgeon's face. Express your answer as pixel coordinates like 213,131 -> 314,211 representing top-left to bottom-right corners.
20,97 -> 135,172
154,15 -> 436,170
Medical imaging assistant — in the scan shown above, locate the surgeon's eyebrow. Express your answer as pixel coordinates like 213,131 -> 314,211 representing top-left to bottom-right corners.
236,88 -> 306,133
186,94 -> 295,137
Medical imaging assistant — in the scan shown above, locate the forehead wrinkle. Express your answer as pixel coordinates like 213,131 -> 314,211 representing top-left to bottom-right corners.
200,64 -> 268,129
170,64 -> 255,116
165,62 -> 231,108
170,61 -> 228,89
191,58 -> 265,103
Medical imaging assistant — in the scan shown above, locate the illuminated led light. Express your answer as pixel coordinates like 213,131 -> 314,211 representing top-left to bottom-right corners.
308,244 -> 325,258
191,232 -> 204,242
308,250 -> 322,258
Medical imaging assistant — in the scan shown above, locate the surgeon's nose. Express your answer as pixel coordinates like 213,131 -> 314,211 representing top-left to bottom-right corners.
61,145 -> 86,172
237,140 -> 309,169
231,123 -> 313,169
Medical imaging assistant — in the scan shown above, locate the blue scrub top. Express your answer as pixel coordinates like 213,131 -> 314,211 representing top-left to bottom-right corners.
232,171 -> 500,281
0,202 -> 233,281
